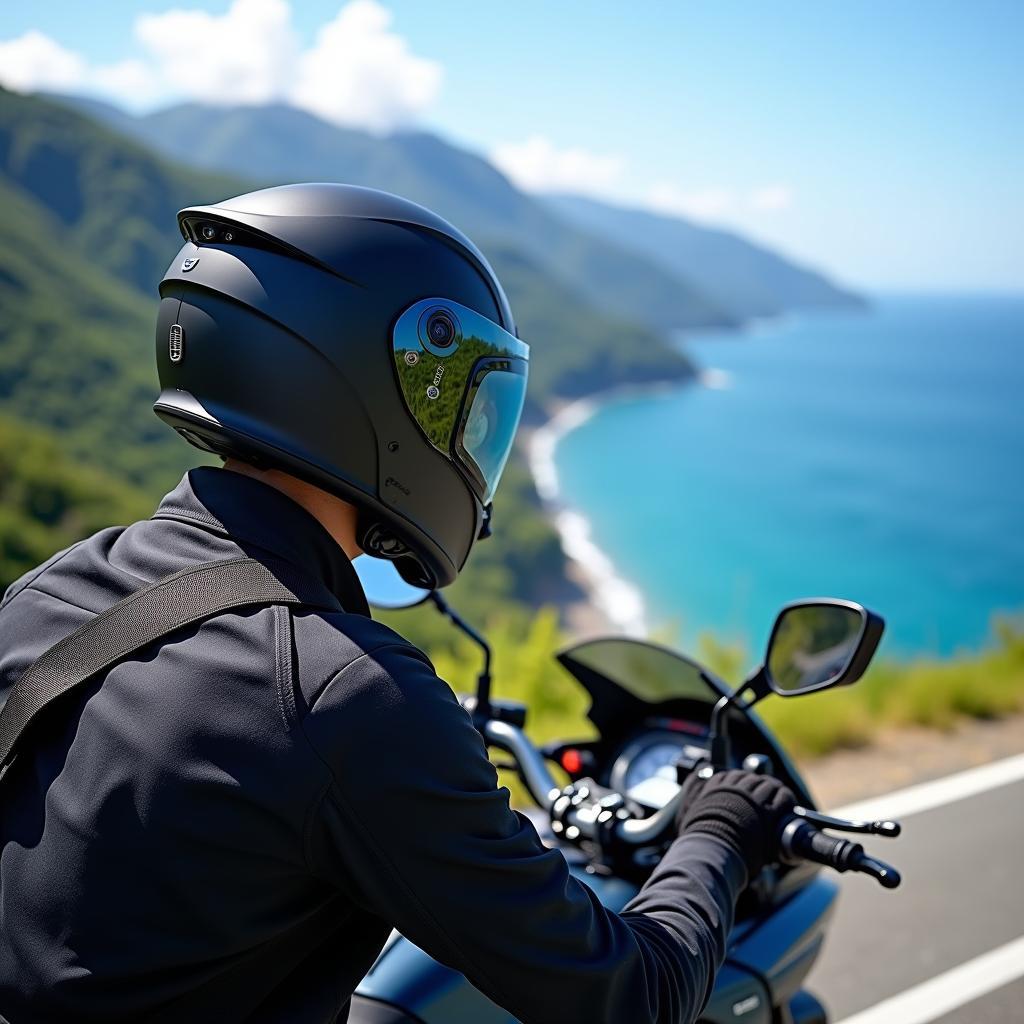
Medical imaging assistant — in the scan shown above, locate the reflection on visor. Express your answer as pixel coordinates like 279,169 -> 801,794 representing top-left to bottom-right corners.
392,298 -> 529,503
457,361 -> 527,502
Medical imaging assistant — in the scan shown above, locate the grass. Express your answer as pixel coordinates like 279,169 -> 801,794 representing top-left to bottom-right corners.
723,616 -> 1024,759
392,608 -> 1024,804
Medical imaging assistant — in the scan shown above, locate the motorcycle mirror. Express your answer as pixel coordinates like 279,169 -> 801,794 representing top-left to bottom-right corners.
353,556 -> 431,610
764,599 -> 885,696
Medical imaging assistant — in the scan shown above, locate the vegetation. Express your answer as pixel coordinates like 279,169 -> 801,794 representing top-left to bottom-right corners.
383,606 -> 1024,806
757,618 -> 1024,758
0,416 -> 151,589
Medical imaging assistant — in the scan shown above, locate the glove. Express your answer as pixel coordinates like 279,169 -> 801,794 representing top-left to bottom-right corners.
677,768 -> 796,876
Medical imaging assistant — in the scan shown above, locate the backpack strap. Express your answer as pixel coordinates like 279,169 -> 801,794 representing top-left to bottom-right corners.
0,556 -> 342,782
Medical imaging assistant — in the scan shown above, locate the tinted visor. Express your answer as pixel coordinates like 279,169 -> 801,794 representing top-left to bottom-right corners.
393,298 -> 529,503
456,359 -> 527,502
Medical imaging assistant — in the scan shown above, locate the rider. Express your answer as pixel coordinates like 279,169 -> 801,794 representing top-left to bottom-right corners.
0,184 -> 794,1024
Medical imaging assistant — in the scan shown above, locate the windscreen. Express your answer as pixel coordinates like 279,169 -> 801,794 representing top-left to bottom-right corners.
559,638 -> 727,706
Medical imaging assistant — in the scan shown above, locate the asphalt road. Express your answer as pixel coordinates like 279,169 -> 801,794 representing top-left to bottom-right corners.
806,772 -> 1024,1023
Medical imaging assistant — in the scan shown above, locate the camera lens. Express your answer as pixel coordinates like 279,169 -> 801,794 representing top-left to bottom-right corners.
426,311 -> 456,348
201,224 -> 216,241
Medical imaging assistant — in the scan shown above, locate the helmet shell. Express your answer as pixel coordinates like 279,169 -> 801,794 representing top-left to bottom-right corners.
155,183 -> 516,587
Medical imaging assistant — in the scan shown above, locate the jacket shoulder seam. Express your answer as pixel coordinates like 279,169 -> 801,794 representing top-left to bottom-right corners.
305,639 -> 428,712
1,540 -> 87,611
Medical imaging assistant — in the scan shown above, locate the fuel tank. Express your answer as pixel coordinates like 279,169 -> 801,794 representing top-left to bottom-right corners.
351,865 -> 837,1023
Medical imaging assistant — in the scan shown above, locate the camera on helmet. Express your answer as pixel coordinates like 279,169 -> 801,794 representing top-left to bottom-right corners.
426,310 -> 458,349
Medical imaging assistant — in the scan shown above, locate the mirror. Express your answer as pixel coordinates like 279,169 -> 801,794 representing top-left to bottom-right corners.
354,555 -> 431,610
766,600 -> 875,695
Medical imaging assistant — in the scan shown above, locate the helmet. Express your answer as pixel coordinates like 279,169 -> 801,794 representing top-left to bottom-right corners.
154,183 -> 529,588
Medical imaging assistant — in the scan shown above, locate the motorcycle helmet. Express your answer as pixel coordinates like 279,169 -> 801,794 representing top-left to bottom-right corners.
154,183 -> 529,588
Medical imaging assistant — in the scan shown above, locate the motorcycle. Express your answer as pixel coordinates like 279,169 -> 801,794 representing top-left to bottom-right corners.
349,559 -> 902,1024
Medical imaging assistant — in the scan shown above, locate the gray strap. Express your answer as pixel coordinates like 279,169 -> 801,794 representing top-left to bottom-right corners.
0,556 -> 341,780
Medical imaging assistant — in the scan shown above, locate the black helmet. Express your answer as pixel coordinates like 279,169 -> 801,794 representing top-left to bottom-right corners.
154,183 -> 529,588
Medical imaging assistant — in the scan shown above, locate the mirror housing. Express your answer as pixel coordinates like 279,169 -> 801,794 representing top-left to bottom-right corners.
354,555 -> 431,610
763,599 -> 885,697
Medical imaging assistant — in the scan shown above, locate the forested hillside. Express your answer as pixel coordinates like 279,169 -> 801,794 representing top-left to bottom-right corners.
0,88 -> 693,617
53,96 -> 736,334
547,193 -> 865,319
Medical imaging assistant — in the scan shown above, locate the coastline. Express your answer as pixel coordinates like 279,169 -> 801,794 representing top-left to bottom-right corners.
525,303 -> 857,641
525,375 -> 714,639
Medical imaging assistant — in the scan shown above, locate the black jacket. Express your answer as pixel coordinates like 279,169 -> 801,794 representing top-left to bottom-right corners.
0,467 -> 745,1024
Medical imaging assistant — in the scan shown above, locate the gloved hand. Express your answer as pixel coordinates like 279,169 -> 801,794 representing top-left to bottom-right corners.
677,768 -> 796,877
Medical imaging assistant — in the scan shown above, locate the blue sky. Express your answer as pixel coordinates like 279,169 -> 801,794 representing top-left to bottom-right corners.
1,0 -> 1021,291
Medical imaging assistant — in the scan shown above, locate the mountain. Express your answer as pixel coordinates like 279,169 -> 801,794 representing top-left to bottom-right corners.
0,173 -> 198,490
49,96 -> 737,333
0,88 -> 693,610
546,193 -> 864,320
0,414 -> 152,590
0,90 -> 241,297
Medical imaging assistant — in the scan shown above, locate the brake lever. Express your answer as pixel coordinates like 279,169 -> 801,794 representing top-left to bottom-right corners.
856,852 -> 902,889
792,806 -> 901,838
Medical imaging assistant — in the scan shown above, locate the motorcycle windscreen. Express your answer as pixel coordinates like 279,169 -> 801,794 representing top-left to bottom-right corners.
455,358 -> 527,503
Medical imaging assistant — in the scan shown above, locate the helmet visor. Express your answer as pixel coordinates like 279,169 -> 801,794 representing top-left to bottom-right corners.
393,298 -> 529,503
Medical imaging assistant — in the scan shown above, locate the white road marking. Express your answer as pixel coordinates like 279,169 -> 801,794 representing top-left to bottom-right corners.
832,752 -> 1024,823
835,934 -> 1024,1024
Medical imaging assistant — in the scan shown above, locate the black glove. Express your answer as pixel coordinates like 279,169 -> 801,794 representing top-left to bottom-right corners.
677,768 -> 796,876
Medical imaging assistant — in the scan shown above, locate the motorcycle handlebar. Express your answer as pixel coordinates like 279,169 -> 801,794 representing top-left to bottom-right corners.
483,720 -> 901,884
482,718 -> 682,847
781,818 -> 901,888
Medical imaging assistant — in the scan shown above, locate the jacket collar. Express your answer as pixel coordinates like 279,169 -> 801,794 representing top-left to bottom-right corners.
152,467 -> 370,617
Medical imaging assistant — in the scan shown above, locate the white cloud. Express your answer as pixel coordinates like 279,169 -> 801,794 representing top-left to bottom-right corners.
291,0 -> 440,131
0,30 -> 85,93
0,1 -> 440,130
490,135 -> 626,196
90,59 -> 163,105
0,31 -> 163,108
646,182 -> 735,221
135,0 -> 298,105
749,184 -> 793,211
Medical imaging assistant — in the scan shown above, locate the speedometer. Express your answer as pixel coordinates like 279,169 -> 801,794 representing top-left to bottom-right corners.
609,733 -> 692,810
609,730 -> 710,810
623,742 -> 684,792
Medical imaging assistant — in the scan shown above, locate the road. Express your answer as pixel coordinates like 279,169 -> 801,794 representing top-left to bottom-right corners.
806,756 -> 1024,1023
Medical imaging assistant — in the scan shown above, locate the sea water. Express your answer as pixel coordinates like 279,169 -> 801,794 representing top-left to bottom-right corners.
546,295 -> 1024,657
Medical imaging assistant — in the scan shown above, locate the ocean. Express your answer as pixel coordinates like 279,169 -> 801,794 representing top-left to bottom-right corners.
535,294 -> 1024,659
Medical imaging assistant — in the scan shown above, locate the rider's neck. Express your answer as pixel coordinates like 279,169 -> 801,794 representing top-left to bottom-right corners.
222,458 -> 363,561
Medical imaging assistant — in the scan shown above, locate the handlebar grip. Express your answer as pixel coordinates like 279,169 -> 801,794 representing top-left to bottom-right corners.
781,818 -> 864,871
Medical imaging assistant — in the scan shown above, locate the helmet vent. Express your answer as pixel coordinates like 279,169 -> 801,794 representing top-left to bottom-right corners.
169,324 -> 185,363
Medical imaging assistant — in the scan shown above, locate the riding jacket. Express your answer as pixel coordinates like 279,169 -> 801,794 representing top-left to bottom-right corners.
0,467 -> 745,1023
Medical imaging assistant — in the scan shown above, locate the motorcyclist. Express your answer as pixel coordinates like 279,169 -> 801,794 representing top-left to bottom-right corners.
0,183 -> 795,1024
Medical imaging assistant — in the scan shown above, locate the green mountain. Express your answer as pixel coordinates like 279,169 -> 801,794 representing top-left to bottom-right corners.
546,193 -> 864,320
50,96 -> 736,333
0,88 -> 693,610
0,174 -> 196,491
0,91 -> 240,297
0,414 -> 152,590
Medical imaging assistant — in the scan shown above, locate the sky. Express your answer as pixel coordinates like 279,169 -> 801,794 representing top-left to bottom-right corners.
1,0 -> 1021,292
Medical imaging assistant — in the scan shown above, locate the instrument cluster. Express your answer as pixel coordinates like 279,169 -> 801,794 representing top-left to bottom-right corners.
608,719 -> 710,811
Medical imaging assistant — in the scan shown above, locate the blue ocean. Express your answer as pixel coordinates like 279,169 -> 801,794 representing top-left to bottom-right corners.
549,295 -> 1024,658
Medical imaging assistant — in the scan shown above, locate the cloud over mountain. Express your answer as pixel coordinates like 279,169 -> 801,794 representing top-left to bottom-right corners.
0,0 -> 440,131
